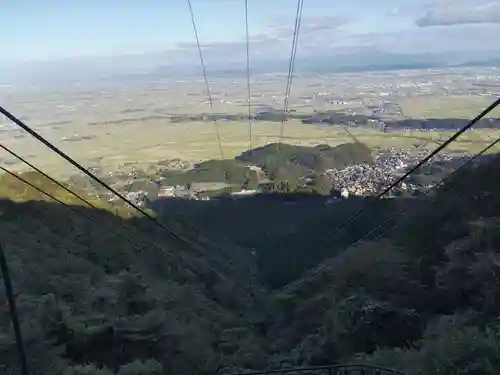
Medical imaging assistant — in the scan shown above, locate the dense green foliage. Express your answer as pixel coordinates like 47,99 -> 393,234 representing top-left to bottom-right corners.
162,159 -> 259,189
236,143 -> 373,176
2,154 -> 500,374
0,200 -> 265,375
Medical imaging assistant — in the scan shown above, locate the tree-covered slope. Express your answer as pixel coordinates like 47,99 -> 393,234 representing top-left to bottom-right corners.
267,154 -> 500,374
3,154 -> 500,374
236,142 -> 373,179
0,173 -> 266,375
160,142 -> 373,191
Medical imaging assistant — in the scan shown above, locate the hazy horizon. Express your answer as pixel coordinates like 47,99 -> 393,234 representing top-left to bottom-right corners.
2,53 -> 500,90
3,0 -> 500,87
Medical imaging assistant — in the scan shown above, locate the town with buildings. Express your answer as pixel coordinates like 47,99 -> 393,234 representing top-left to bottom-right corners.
84,146 -> 474,210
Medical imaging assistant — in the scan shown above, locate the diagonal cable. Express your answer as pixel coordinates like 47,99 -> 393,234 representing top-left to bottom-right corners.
187,0 -> 225,159
0,105 -> 206,254
283,136 -> 500,293
349,136 -> 500,248
0,244 -> 29,375
0,142 -> 172,253
278,0 -> 304,147
245,0 -> 253,153
0,163 -> 163,254
317,96 -> 500,245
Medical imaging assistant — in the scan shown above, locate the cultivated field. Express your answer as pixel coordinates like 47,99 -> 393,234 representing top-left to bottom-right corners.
1,119 -> 498,178
1,68 -> 500,177
399,95 -> 500,119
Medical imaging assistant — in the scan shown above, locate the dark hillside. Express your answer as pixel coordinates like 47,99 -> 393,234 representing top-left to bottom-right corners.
151,193 -> 335,249
256,196 -> 420,288
266,154 -> 500,373
152,194 -> 419,288
0,172 -> 267,375
3,154 -> 500,374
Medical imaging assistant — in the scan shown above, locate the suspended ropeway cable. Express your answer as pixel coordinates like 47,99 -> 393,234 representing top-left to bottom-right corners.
0,142 -> 184,255
1,3 -> 499,374
0,163 -> 167,255
0,141 -> 232,274
316,96 -> 500,245
346,136 -> 500,250
0,162 -> 207,375
0,242 -> 29,375
0,106 -> 208,256
278,0 -> 304,148
283,135 -> 500,293
245,0 -> 253,153
187,0 -> 225,160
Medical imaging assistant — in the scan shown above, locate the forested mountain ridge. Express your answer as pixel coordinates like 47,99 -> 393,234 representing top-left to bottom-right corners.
1,154 -> 500,374
235,142 -> 373,175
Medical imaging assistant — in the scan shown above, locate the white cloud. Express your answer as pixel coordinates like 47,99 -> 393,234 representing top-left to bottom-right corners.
167,14 -> 352,65
416,0 -> 500,26
168,9 -> 500,66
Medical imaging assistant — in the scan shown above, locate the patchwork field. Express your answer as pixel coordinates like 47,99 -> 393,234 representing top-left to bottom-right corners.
1,118 -> 499,178
399,95 -> 500,119
1,69 -> 500,178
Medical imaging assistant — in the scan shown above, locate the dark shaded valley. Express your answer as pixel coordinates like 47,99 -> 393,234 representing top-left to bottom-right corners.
1,152 -> 500,375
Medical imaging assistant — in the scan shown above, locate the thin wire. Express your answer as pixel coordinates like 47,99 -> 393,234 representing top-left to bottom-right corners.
1,144 -> 137,233
341,123 -> 362,144
187,0 -> 225,159
318,97 -> 500,245
0,244 -> 29,375
0,167 -> 226,371
245,0 -> 252,153
371,145 -> 500,245
349,136 -> 500,248
283,136 -> 500,293
0,105 -> 205,254
1,163 -> 229,283
278,0 -> 304,147
0,164 -> 160,254
0,143 -> 174,254
288,0 -> 303,104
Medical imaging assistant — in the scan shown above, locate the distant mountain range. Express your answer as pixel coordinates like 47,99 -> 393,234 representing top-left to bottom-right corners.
2,51 -> 500,88
148,51 -> 500,78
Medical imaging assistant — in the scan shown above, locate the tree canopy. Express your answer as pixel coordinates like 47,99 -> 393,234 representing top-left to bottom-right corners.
1,154 -> 500,374
161,142 -> 373,195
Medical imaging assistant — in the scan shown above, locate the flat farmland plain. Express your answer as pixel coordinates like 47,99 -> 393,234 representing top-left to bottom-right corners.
1,69 -> 499,177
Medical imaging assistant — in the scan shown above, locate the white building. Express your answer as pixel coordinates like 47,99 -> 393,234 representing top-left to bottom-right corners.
341,188 -> 350,199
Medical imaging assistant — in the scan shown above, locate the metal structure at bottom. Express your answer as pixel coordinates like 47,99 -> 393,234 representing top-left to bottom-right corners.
229,364 -> 405,375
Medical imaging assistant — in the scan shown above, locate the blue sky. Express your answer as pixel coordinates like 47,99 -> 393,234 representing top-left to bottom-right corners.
3,0 -> 405,62
3,0 -> 500,71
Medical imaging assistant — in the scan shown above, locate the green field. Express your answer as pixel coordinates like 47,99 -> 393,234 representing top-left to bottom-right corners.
2,88 -> 500,178
1,118 -> 499,178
